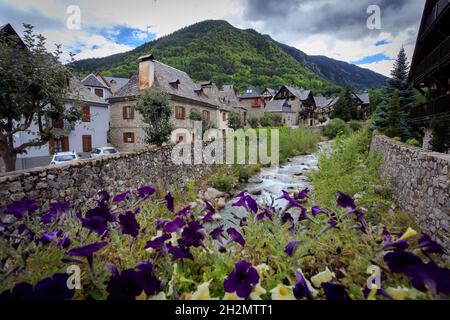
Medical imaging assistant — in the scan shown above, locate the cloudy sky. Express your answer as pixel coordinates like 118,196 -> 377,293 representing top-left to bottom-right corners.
0,0 -> 425,76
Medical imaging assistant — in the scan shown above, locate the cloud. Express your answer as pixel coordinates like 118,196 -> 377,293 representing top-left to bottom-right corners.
350,53 -> 391,65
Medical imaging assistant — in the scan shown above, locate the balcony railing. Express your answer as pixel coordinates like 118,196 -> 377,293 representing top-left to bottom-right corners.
422,0 -> 449,35
409,94 -> 450,124
412,36 -> 450,84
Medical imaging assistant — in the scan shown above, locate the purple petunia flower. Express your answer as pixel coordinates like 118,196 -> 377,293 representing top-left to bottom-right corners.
5,199 -> 39,219
167,243 -> 193,260
322,282 -> 351,300
320,217 -> 339,235
384,249 -> 423,273
232,196 -> 246,208
224,261 -> 259,299
37,230 -> 62,245
81,215 -> 108,236
179,221 -> 206,248
418,233 -> 444,255
57,232 -> 71,249
281,191 -> 303,210
67,242 -> 108,269
0,282 -> 34,301
136,262 -> 162,297
119,211 -> 140,238
176,205 -> 192,217
285,240 -> 301,257
227,227 -> 245,247
297,188 -> 310,200
137,186 -> 155,200
155,218 -> 170,230
298,205 -> 315,223
336,192 -> 356,211
382,236 -> 409,251
210,225 -> 225,240
85,205 -> 115,222
163,217 -> 185,233
34,273 -> 75,300
293,269 -> 313,300
245,195 -> 258,214
41,202 -> 70,224
256,207 -> 273,221
106,268 -> 143,300
311,206 -> 325,217
97,191 -> 110,206
145,233 -> 170,256
113,191 -> 130,203
165,192 -> 174,212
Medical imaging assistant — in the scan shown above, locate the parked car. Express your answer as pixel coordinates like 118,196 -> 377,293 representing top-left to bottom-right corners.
90,147 -> 119,158
50,151 -> 80,165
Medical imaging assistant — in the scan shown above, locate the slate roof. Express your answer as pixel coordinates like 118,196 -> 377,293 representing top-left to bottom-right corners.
105,77 -> 129,93
284,86 -> 311,101
220,85 -> 248,111
314,96 -> 329,108
355,92 -> 370,105
82,74 -> 108,88
113,60 -> 226,109
238,88 -> 262,99
266,99 -> 293,113
68,77 -> 108,106
262,88 -> 276,97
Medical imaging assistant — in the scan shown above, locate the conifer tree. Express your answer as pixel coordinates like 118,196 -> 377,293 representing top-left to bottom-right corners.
384,91 -> 406,138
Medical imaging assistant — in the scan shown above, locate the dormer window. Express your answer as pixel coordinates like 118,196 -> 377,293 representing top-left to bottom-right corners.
194,88 -> 205,96
169,79 -> 180,89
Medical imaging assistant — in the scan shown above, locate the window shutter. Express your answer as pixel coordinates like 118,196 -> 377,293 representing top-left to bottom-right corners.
130,107 -> 134,120
123,106 -> 127,119
62,136 -> 70,152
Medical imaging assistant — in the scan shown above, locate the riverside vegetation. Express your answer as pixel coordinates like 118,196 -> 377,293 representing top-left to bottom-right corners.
1,126 -> 449,301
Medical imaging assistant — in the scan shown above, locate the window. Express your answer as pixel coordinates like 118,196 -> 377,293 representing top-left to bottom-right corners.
82,135 -> 92,152
122,106 -> 134,120
222,112 -> 227,122
176,133 -> 186,144
176,106 -> 186,120
49,136 -> 69,155
94,88 -> 104,98
82,105 -> 91,122
123,132 -> 135,143
202,110 -> 210,121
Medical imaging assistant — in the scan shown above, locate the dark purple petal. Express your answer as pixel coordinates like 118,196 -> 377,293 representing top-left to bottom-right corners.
176,205 -> 192,217
227,227 -> 245,247
210,225 -> 224,240
57,232 -> 72,249
67,242 -> 108,257
293,270 -> 312,300
203,201 -> 215,214
37,230 -> 62,245
256,209 -> 273,221
163,217 -> 185,233
165,192 -> 174,212
418,233 -> 444,255
179,221 -> 205,248
245,195 -> 258,214
5,199 -> 39,219
118,211 -> 140,238
35,273 -> 74,300
85,205 -> 114,222
0,282 -> 35,301
202,211 -> 215,222
336,192 -> 356,210
232,197 -> 246,207
81,215 -> 108,236
41,202 -> 70,224
285,240 -> 301,257
234,190 -> 248,198
322,282 -> 351,300
145,233 -> 171,251
113,191 -> 130,203
136,262 -> 162,296
224,261 -> 259,299
311,206 -> 325,217
281,191 -> 303,210
107,269 -> 143,300
137,186 -> 155,200
296,188 -> 310,200
382,236 -> 409,251
320,217 -> 339,235
155,218 -> 170,230
167,243 -> 193,260
384,250 -> 423,273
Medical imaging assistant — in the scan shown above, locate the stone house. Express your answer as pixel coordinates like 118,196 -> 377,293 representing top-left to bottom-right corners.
108,54 -> 231,152
220,85 -> 248,122
272,86 -> 317,126
82,72 -> 129,100
261,88 -> 276,102
238,88 -> 266,121
265,99 -> 296,126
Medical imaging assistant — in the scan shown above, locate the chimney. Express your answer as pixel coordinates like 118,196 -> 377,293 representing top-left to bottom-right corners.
138,54 -> 155,90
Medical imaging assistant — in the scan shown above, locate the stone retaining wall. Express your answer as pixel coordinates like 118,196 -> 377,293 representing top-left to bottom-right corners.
370,135 -> 450,250
0,144 -> 215,214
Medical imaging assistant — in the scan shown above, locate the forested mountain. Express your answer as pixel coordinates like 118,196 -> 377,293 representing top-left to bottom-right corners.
71,20 -> 387,93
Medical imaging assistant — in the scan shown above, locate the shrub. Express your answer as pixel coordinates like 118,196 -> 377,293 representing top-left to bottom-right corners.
318,116 -> 327,124
228,112 -> 245,130
212,171 -> 238,192
248,117 -> 259,128
323,118 -> 350,138
260,114 -> 273,127
405,138 -> 421,148
348,120 -> 363,132
392,137 -> 402,142
430,117 -> 450,153
271,114 -> 283,127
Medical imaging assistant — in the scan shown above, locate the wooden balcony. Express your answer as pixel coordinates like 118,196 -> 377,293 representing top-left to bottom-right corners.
421,0 -> 449,38
409,94 -> 450,124
412,36 -> 450,85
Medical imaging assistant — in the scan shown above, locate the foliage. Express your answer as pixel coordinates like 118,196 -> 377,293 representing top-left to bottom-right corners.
324,118 -> 350,139
0,24 -> 80,172
247,117 -> 259,128
212,169 -> 239,192
405,139 -> 421,148
189,109 -> 212,133
278,127 -> 320,163
348,121 -> 363,132
331,87 -> 357,121
430,117 -> 450,153
271,114 -> 283,127
260,114 -> 273,127
384,91 -> 406,139
318,116 -> 327,124
228,111 -> 245,130
367,88 -> 385,115
71,21 -> 339,93
135,88 -> 173,146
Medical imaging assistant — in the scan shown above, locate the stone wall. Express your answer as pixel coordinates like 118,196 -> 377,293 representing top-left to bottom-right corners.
370,135 -> 450,250
0,144 -> 215,214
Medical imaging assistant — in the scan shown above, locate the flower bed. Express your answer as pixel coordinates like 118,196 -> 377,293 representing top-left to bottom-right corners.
1,183 -> 449,300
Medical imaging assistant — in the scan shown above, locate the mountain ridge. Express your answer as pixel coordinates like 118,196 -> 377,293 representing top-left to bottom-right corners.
71,20 -> 388,93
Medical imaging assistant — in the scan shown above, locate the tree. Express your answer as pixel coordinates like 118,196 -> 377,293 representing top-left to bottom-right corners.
370,100 -> 389,132
135,88 -> 173,146
189,109 -> 212,133
0,24 -> 80,172
384,91 -> 406,138
430,117 -> 450,153
248,117 -> 259,128
368,87 -> 385,115
228,111 -> 244,130
331,87 -> 357,122
271,114 -> 283,127
260,114 -> 273,127
386,48 -> 417,139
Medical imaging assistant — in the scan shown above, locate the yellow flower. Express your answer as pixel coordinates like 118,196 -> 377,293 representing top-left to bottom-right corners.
250,284 -> 267,300
223,292 -> 244,300
311,267 -> 335,288
191,280 -> 218,300
149,292 -> 167,300
386,287 -> 420,300
255,263 -> 270,279
270,284 -> 295,300
399,227 -> 418,241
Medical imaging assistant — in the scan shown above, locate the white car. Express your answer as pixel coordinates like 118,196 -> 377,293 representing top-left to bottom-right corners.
50,152 -> 80,165
90,147 -> 119,158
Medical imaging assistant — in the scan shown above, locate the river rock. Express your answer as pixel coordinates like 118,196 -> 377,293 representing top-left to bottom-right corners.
204,188 -> 225,202
248,177 -> 263,184
250,189 -> 262,196
294,172 -> 303,176
216,197 -> 226,210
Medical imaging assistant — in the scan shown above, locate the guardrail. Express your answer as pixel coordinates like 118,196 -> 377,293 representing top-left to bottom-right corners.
409,94 -> 450,124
